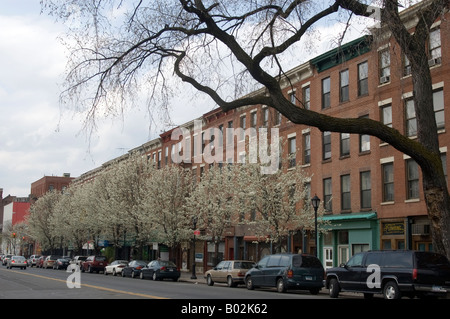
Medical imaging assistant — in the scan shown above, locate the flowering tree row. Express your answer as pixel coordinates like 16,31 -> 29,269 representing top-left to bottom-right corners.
26,152 -> 326,258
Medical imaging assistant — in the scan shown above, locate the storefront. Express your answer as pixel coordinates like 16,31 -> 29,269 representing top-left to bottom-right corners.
319,212 -> 379,268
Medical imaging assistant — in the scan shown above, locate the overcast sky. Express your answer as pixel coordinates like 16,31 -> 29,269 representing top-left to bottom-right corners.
0,1 -> 160,197
0,1 -> 388,198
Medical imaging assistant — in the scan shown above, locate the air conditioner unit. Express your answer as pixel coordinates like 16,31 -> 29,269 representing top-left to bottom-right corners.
428,57 -> 442,67
380,76 -> 390,84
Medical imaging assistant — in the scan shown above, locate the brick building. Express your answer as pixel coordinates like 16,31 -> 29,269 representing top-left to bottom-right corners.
74,2 -> 449,270
30,173 -> 75,199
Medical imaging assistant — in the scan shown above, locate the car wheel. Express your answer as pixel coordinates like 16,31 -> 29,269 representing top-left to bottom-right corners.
131,271 -> 136,278
206,275 -> 214,286
276,278 -> 286,293
383,281 -> 401,299
112,269 -> 117,276
245,276 -> 254,290
88,266 -> 93,273
122,270 -> 126,277
173,277 -> 179,282
140,271 -> 145,279
329,278 -> 340,298
227,276 -> 236,288
104,269 -> 108,275
152,272 -> 158,281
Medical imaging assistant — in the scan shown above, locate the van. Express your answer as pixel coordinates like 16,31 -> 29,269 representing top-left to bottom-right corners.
244,253 -> 324,294
325,250 -> 450,299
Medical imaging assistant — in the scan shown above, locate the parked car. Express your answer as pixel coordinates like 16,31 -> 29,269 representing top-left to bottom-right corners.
6,256 -> 27,269
27,255 -> 41,267
205,260 -> 254,287
71,255 -> 87,267
245,253 -> 324,294
104,260 -> 128,276
36,256 -> 46,268
2,254 -> 13,266
81,256 -> 108,273
53,257 -> 70,270
43,255 -> 62,269
122,260 -> 148,278
325,250 -> 450,299
140,260 -> 180,281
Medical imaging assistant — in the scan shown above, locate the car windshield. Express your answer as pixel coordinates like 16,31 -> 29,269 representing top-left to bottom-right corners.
234,262 -> 254,269
96,256 -> 107,261
14,256 -> 25,261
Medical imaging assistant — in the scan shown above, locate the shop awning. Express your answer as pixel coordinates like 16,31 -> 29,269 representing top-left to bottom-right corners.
319,211 -> 377,222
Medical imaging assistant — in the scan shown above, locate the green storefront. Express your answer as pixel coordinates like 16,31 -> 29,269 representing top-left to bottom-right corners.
318,212 -> 379,268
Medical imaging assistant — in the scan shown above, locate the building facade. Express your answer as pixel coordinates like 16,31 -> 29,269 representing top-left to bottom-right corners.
73,2 -> 449,270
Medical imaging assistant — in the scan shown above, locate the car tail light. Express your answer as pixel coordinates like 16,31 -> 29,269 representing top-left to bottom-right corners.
237,271 -> 245,277
287,269 -> 293,278
412,268 -> 418,281
160,266 -> 166,271
11,260 -> 15,263
118,265 -> 125,268
136,266 -> 143,270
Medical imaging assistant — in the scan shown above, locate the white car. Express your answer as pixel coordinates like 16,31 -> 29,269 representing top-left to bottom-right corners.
7,256 -> 27,269
104,260 -> 128,276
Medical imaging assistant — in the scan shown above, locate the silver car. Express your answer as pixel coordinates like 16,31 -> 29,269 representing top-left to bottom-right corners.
7,256 -> 27,269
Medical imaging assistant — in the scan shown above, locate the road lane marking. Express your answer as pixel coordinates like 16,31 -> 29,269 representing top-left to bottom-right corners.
0,268 -> 168,299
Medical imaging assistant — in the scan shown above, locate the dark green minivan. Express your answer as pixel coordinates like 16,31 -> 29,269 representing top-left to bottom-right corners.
244,253 -> 324,294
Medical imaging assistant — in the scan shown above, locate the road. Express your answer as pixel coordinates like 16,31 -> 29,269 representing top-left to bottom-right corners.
0,266 -> 331,300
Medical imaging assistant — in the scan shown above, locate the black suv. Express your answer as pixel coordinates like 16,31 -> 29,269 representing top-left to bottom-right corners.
245,253 -> 324,294
325,250 -> 450,299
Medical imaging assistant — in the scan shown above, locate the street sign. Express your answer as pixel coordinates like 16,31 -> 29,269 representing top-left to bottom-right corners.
193,230 -> 200,236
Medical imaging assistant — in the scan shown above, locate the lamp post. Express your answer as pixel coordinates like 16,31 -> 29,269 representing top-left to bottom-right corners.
311,195 -> 320,257
191,217 -> 198,279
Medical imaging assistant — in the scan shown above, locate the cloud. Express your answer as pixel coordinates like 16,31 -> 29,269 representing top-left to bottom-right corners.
0,7 -> 153,197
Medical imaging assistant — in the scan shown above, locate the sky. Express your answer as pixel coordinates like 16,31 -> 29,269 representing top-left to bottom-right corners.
0,1 -> 163,197
0,1 -> 385,198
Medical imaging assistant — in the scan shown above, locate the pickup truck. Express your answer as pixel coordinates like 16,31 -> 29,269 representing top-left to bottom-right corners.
81,255 -> 108,273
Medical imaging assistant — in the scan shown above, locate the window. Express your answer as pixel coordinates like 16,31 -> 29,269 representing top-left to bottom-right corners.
274,110 -> 281,126
403,54 -> 411,76
359,115 -> 370,152
165,146 -> 169,165
303,132 -> 311,165
240,115 -> 246,141
341,174 -> 351,211
158,151 -> 162,169
379,48 -> 390,84
358,61 -> 368,96
262,108 -> 269,127
381,104 -> 392,128
288,136 -> 296,168
360,171 -> 371,209
218,124 -> 223,147
340,69 -> 349,102
433,89 -> 445,130
405,99 -> 417,137
406,159 -> 419,199
340,133 -> 350,157
429,28 -> 441,61
323,131 -> 331,160
227,120 -> 233,145
322,77 -> 331,109
302,86 -> 310,110
323,178 -> 332,212
289,90 -> 296,105
382,162 -> 394,202
250,112 -> 257,128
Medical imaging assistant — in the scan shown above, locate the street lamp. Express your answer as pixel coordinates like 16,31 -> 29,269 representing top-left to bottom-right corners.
311,195 -> 320,257
191,217 -> 198,280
